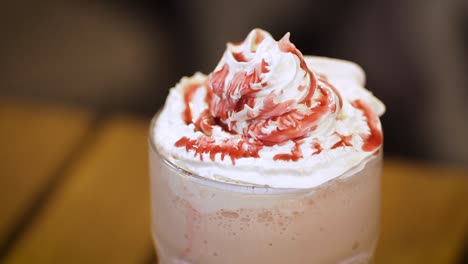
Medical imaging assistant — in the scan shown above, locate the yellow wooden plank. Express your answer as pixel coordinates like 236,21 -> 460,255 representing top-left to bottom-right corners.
376,159 -> 468,264
4,116 -> 152,264
0,100 -> 92,246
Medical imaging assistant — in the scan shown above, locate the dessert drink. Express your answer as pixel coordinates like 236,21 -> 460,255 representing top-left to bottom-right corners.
150,29 -> 385,264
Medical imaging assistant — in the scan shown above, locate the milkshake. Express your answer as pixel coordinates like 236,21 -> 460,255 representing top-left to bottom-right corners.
150,29 -> 385,264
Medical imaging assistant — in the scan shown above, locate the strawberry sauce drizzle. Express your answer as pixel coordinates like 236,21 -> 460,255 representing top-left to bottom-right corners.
175,136 -> 262,165
318,75 -> 343,109
232,52 -> 248,62
273,140 -> 303,161
278,33 -> 317,105
209,60 -> 268,122
311,141 -> 323,155
182,82 -> 205,124
174,30 -> 381,163
208,32 -> 338,145
331,133 -> 353,149
352,99 -> 383,151
194,109 -> 214,135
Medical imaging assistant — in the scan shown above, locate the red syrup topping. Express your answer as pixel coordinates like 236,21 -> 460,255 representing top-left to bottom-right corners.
175,136 -> 262,165
209,61 -> 267,122
182,82 -> 204,124
331,133 -> 353,149
278,34 -> 317,105
318,75 -> 343,109
208,34 -> 338,145
179,77 -> 264,164
232,52 -> 248,62
352,99 -> 383,152
173,30 -> 359,163
181,81 -> 214,135
273,140 -> 303,161
249,80 -> 335,144
194,109 -> 214,135
311,141 -> 323,155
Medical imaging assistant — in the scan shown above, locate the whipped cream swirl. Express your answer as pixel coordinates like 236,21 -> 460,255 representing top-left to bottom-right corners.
153,29 -> 385,188
210,29 -> 340,144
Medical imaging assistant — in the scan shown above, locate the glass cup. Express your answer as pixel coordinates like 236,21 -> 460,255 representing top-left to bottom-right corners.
149,117 -> 382,264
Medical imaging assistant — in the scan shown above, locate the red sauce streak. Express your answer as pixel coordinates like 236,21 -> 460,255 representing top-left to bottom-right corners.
194,109 -> 214,135
273,140 -> 303,161
175,136 -> 262,165
209,64 -> 230,98
183,82 -> 205,124
311,141 -> 323,155
260,59 -> 269,73
175,31 -> 345,163
319,75 -> 343,109
232,52 -> 248,62
352,99 -> 383,151
278,33 -> 317,104
205,86 -> 213,106
209,61 -> 267,121
255,93 -> 295,120
331,133 -> 353,149
251,84 -> 334,144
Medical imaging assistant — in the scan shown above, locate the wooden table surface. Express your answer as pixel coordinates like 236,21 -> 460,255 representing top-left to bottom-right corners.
1,100 -> 467,264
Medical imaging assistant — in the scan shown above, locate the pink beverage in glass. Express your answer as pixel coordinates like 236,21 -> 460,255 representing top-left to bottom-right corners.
149,136 -> 382,264
149,29 -> 385,264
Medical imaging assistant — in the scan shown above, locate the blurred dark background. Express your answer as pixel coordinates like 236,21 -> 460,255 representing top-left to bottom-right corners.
1,0 -> 467,164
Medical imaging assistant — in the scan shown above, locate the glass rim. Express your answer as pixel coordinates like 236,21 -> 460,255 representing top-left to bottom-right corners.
149,113 -> 379,194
